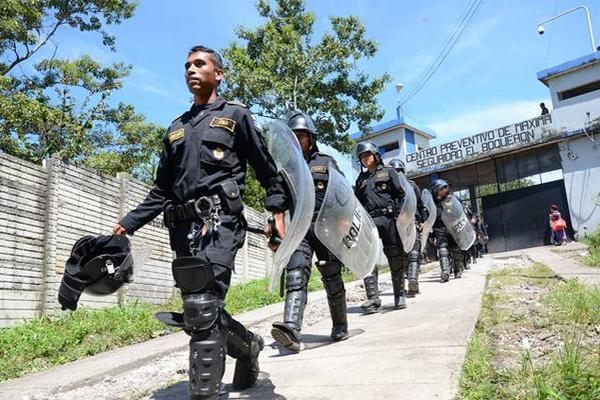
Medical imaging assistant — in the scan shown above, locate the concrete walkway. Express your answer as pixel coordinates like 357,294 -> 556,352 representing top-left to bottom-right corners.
1,257 -> 494,400
495,242 -> 600,285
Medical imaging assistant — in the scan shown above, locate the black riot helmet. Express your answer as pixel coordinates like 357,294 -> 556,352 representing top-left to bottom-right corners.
58,235 -> 134,310
431,179 -> 449,195
285,110 -> 318,152
389,159 -> 406,173
356,140 -> 382,166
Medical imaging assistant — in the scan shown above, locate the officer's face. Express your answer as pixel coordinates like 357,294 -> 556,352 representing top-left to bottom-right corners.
184,51 -> 223,96
360,152 -> 376,168
436,186 -> 449,200
294,130 -> 311,155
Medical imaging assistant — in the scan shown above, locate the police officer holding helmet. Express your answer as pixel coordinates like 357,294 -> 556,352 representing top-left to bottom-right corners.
354,141 -> 408,311
270,111 -> 349,352
113,45 -> 288,400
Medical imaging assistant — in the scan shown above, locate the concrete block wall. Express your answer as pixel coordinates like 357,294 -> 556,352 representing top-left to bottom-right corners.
0,153 -> 273,328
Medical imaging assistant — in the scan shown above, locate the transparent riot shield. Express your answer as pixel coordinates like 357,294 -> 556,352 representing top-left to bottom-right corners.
395,173 -> 417,253
313,168 -> 380,279
420,189 -> 437,253
266,120 -> 315,292
440,194 -> 476,250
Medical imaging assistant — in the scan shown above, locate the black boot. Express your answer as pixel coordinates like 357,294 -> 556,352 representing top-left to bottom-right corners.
407,249 -> 420,297
231,332 -> 264,390
452,248 -> 463,279
318,261 -> 349,341
361,268 -> 381,313
390,265 -> 407,309
188,326 -> 226,399
271,269 -> 307,352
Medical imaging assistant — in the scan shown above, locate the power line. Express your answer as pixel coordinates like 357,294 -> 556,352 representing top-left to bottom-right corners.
400,0 -> 486,106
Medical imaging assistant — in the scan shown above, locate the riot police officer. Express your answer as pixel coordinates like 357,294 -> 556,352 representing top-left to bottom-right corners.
113,45 -> 288,400
355,141 -> 407,311
431,179 -> 464,282
270,110 -> 348,352
389,159 -> 425,296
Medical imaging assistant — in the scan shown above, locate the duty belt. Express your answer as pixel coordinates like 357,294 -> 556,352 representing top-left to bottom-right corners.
369,205 -> 395,218
163,194 -> 222,229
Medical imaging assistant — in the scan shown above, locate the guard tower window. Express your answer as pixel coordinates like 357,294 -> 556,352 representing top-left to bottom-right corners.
380,141 -> 399,153
558,79 -> 600,101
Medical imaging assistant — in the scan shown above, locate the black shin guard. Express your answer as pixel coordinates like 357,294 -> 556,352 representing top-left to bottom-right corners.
451,248 -> 464,278
272,268 -> 308,351
407,248 -> 420,295
438,246 -> 450,282
317,261 -> 348,340
361,266 -> 381,311
387,247 -> 407,309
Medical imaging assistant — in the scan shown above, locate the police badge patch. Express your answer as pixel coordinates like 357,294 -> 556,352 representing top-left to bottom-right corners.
210,117 -> 236,133
168,128 -> 184,143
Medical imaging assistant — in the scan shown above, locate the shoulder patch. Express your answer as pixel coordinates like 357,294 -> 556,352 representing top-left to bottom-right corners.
311,166 -> 327,174
359,180 -> 368,188
226,100 -> 247,108
376,171 -> 389,179
210,117 -> 236,134
168,128 -> 184,143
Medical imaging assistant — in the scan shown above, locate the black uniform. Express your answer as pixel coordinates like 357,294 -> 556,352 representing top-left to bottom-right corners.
355,164 -> 407,308
433,195 -> 464,281
272,149 -> 348,349
119,98 -> 287,397
401,177 -> 425,296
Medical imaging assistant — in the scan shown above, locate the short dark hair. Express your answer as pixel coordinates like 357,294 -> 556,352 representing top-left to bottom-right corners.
188,45 -> 223,70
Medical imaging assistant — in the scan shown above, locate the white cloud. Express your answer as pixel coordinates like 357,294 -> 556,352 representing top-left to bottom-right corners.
429,99 -> 549,143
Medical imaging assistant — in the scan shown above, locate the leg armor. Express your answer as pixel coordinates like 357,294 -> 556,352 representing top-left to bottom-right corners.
438,246 -> 450,282
361,266 -> 381,312
172,257 -> 225,399
450,247 -> 464,279
407,246 -> 420,296
271,267 -> 309,352
385,246 -> 407,309
317,260 -> 348,341
225,313 -> 264,390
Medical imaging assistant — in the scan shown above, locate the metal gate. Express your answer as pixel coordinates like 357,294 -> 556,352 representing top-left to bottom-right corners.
482,180 -> 572,253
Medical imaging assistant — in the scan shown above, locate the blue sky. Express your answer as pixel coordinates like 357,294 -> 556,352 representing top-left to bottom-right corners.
34,0 -> 600,145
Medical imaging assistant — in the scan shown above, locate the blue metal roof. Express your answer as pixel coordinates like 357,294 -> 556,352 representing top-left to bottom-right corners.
350,115 -> 437,140
537,51 -> 600,84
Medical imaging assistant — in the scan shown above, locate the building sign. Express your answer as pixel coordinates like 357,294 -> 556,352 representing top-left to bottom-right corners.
406,114 -> 555,173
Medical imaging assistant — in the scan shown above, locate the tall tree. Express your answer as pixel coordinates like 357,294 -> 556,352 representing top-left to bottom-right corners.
0,0 -> 165,182
221,0 -> 391,152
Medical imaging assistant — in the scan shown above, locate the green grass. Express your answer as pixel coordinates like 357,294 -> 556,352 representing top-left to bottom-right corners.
458,263 -> 600,400
583,229 -> 600,267
0,266 -> 361,381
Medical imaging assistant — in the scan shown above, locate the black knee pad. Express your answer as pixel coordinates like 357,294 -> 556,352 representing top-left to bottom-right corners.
317,261 -> 344,297
408,250 -> 419,263
286,268 -> 309,292
172,256 -> 215,294
183,292 -> 222,332
438,246 -> 449,258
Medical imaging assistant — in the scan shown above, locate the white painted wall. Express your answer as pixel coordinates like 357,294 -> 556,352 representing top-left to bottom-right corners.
559,136 -> 600,236
547,61 -> 600,109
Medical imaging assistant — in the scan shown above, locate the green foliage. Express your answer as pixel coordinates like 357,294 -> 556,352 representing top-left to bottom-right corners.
583,229 -> 600,267
0,301 -> 164,381
221,0 -> 391,152
0,0 -> 165,183
242,166 -> 267,211
0,269 -> 359,380
458,263 -> 600,400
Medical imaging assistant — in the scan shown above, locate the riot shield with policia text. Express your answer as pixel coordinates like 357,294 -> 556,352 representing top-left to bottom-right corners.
420,189 -> 437,253
266,120 -> 315,292
440,194 -> 476,250
313,167 -> 380,279
395,172 -> 417,253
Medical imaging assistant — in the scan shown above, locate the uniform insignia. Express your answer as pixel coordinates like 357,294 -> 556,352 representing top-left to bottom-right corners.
316,181 -> 325,190
359,180 -> 367,189
376,172 -> 389,179
311,166 -> 327,173
210,117 -> 236,133
213,147 -> 225,160
168,128 -> 184,143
